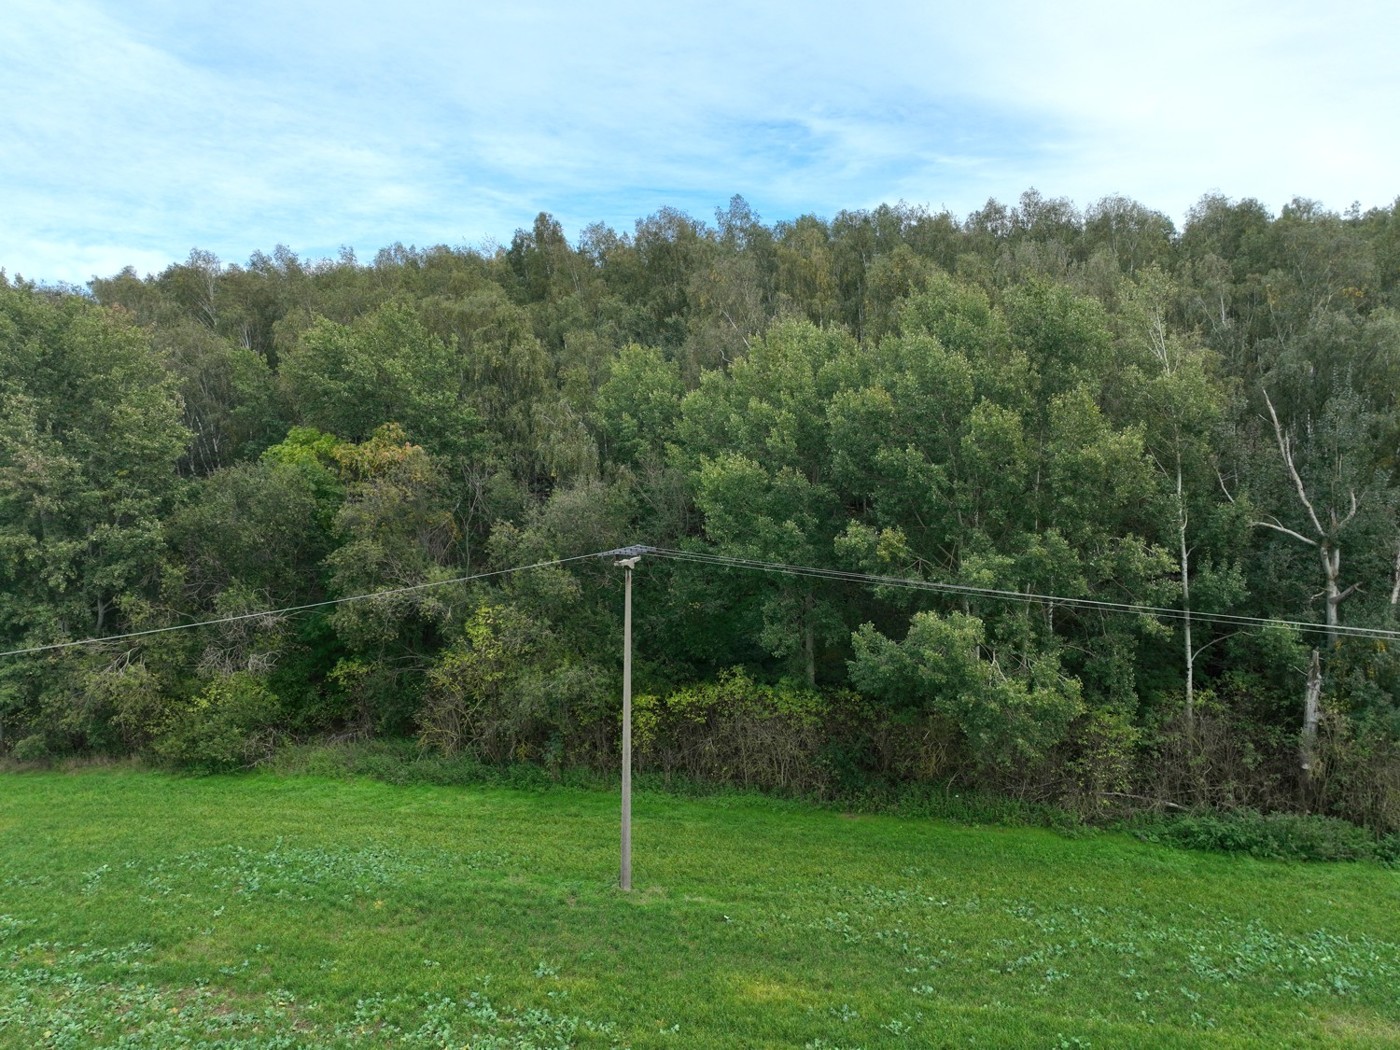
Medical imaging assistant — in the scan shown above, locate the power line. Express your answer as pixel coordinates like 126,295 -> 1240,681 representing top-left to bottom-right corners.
7,542 -> 1395,661
638,546 -> 1400,644
0,553 -> 603,660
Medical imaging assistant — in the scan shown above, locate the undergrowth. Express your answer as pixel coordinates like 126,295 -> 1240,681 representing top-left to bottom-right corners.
16,739 -> 1399,867
1127,808 -> 1400,866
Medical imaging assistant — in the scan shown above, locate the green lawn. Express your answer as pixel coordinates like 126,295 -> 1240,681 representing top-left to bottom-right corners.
1,770 -> 1398,1048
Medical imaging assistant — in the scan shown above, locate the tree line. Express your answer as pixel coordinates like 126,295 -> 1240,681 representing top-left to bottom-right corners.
3,190 -> 1399,828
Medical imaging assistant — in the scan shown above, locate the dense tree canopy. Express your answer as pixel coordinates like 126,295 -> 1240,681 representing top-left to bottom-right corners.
3,191 -> 1400,829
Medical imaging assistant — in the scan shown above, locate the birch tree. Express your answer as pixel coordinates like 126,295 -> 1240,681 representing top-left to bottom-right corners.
1123,270 -> 1238,730
1252,389 -> 1369,780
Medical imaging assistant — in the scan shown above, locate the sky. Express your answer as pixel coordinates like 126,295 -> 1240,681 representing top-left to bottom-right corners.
4,0 -> 1398,286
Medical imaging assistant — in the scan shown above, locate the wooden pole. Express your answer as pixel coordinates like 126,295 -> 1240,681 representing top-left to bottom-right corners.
620,557 -> 635,891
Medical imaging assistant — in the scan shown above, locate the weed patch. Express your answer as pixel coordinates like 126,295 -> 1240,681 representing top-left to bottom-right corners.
1128,809 -> 1400,864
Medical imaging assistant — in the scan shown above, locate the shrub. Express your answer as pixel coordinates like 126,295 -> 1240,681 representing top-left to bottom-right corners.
10,733 -> 51,763
849,612 -> 1083,782
1146,700 -> 1293,812
152,672 -> 281,773
1131,808 -> 1388,863
100,662 -> 170,751
418,603 -> 541,762
1314,713 -> 1400,834
634,669 -> 831,793
1064,707 -> 1141,816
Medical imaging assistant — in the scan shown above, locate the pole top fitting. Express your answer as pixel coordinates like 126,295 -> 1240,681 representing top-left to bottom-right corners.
602,544 -> 652,562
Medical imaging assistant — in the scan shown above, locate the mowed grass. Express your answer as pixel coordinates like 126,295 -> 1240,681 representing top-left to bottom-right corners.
1,771 -> 1398,1048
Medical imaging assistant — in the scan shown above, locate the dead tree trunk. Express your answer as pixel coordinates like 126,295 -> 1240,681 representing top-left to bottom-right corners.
1300,648 -> 1323,774
802,592 -> 816,688
1253,390 -> 1360,788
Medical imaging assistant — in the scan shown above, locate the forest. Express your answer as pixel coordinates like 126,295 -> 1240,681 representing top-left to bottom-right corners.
3,190 -> 1399,831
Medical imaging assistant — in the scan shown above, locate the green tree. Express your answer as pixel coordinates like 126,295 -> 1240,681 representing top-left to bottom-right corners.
591,344 -> 685,468
0,285 -> 188,751
154,319 -> 279,473
676,319 -> 856,683
0,286 -> 187,645
850,611 -> 1083,778
279,301 -> 478,457
1117,269 -> 1241,730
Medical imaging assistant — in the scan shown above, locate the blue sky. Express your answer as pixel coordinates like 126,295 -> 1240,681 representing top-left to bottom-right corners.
4,0 -> 1398,285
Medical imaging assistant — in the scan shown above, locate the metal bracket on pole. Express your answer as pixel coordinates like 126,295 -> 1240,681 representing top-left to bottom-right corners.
603,544 -> 653,562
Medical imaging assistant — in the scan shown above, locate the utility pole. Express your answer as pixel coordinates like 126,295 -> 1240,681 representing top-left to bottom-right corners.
612,547 -> 645,891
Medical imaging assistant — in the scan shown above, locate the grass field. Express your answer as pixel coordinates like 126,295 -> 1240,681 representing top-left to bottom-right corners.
1,769 -> 1398,1048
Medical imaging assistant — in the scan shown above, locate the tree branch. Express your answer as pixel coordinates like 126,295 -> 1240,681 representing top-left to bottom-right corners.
1192,630 -> 1242,664
1337,490 -> 1360,530
1262,387 -> 1324,538
1216,467 -> 1236,504
1252,518 -> 1318,546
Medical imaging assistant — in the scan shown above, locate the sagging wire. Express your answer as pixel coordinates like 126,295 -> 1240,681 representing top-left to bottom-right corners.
0,552 -> 606,659
640,546 -> 1400,644
5,542 -> 1397,660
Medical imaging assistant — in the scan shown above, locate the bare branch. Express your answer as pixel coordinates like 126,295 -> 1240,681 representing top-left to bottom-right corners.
1193,630 -> 1241,664
1338,490 -> 1360,530
1252,518 -> 1318,547
1262,387 -> 1324,537
1216,467 -> 1236,504
1099,791 -> 1188,811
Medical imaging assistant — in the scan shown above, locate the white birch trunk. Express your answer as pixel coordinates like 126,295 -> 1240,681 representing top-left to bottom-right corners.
1300,648 -> 1323,786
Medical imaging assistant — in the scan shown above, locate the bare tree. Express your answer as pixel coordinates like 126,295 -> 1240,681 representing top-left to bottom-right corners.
1252,388 -> 1360,782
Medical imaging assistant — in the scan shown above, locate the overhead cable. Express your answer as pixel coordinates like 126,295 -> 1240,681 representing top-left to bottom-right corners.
6,543 -> 1396,660
642,546 -> 1400,643
0,553 -> 602,660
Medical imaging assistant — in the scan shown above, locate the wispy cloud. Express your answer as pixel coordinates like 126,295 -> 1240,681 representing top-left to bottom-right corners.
2,0 -> 1396,284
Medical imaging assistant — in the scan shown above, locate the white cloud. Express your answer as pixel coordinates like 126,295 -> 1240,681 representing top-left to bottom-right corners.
2,0 -> 1397,283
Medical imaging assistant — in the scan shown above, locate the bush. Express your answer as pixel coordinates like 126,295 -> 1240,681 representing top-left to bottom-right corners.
418,603 -> 543,762
1314,714 -> 1400,834
268,738 -> 608,792
1146,701 -> 1293,812
10,733 -> 51,763
635,669 -> 832,794
1064,707 -> 1141,816
1130,808 -> 1390,863
152,672 -> 281,774
821,697 -> 966,791
833,779 -> 1083,830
